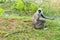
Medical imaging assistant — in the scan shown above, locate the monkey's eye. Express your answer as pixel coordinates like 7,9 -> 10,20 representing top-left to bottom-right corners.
38,10 -> 41,13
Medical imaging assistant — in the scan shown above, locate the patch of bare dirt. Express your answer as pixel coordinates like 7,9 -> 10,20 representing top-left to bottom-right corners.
0,18 -> 7,30
0,18 -> 32,30
7,19 -> 19,29
0,18 -> 19,29
0,18 -> 7,23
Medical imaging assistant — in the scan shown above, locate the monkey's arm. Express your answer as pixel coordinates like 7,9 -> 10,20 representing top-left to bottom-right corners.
41,14 -> 54,20
41,14 -> 49,19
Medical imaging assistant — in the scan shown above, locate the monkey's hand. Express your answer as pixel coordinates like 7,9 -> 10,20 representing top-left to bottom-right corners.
50,18 -> 54,20
45,17 -> 54,20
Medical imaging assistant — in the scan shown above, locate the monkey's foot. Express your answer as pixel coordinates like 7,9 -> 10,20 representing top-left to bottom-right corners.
43,28 -> 48,30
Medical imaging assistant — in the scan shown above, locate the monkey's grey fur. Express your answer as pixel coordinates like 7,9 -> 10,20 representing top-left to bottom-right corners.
33,20 -> 46,29
32,8 -> 53,29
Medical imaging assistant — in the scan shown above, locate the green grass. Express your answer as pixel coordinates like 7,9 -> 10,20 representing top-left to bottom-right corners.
0,16 -> 60,40
0,0 -> 60,40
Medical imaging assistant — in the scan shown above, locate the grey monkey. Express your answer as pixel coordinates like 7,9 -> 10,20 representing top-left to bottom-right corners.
32,8 -> 53,29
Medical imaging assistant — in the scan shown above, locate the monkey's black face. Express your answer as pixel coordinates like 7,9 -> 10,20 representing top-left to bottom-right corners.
38,10 -> 41,13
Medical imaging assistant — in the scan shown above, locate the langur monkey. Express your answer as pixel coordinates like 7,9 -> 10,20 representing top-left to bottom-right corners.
32,8 -> 54,29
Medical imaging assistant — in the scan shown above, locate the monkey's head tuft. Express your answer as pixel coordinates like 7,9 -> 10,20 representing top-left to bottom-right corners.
38,8 -> 42,13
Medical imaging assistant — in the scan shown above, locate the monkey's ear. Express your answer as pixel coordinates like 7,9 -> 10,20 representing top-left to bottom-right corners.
38,10 -> 41,13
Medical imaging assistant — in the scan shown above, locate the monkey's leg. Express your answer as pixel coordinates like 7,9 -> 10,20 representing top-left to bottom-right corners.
33,21 -> 44,29
32,20 -> 46,29
38,20 -> 46,29
39,20 -> 48,30
33,24 -> 38,29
